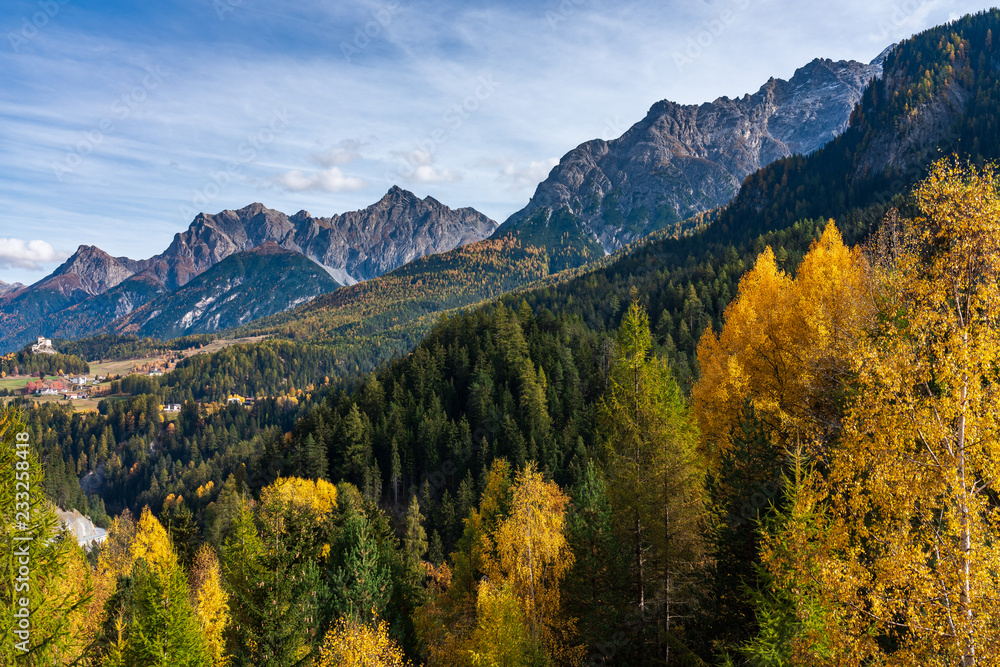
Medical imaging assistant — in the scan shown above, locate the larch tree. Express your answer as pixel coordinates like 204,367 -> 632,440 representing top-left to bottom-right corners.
692,221 -> 872,463
95,506 -> 211,667
598,300 -> 705,661
0,406 -> 95,666
190,544 -> 231,667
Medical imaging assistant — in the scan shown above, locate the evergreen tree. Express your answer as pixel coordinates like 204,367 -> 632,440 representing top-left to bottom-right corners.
403,494 -> 428,565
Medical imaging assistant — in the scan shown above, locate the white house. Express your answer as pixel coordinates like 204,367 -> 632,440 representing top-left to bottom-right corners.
162,403 -> 181,412
69,376 -> 88,386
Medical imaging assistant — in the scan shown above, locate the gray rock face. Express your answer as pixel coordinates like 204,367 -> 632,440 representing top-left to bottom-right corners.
504,55 -> 885,252
139,186 -> 497,288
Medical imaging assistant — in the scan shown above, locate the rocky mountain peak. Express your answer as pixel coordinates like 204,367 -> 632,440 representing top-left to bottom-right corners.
503,55 -> 884,252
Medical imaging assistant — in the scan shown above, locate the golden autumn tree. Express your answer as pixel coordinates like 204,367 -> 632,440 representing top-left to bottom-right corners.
481,463 -> 580,664
467,581 -> 540,667
190,544 -> 231,667
316,615 -> 410,667
693,221 -> 872,460
95,506 -> 211,667
769,159 -> 1000,665
413,460 -> 513,666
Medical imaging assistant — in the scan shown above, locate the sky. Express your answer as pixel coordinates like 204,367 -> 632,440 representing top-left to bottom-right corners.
0,0 -> 993,285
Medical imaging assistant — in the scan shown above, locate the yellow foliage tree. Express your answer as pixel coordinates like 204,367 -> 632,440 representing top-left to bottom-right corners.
190,544 -> 230,667
0,406 -> 96,665
316,615 -> 410,667
769,159 -> 1000,665
693,221 -> 872,460
259,475 -> 338,518
467,581 -> 539,667
481,463 -> 579,663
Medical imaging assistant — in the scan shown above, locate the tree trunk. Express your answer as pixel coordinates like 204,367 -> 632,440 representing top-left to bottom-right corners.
957,373 -> 975,666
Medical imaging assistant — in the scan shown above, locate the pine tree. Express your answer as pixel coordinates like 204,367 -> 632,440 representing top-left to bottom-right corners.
403,495 -> 428,565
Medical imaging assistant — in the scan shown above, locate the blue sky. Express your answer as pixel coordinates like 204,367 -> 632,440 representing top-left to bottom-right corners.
0,0 -> 992,285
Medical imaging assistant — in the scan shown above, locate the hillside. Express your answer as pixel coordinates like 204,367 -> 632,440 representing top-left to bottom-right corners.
115,243 -> 342,339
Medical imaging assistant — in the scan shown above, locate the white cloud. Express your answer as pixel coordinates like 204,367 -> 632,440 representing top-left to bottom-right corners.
391,149 -> 462,184
310,139 -> 363,167
496,158 -> 559,191
411,164 -> 461,183
272,167 -> 368,193
0,238 -> 67,271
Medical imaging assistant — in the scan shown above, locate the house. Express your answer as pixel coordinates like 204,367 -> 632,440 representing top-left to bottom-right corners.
227,395 -> 244,405
162,403 -> 181,413
69,376 -> 88,386
148,369 -> 164,377
30,337 -> 56,354
243,396 -> 256,407
35,387 -> 59,396
63,393 -> 88,400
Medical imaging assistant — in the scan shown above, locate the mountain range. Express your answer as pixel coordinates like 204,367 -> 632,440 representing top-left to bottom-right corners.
0,188 -> 497,351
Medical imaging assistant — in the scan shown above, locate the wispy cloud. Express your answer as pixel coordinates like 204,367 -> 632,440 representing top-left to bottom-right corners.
496,158 -> 559,191
310,138 -> 364,167
392,149 -> 462,184
0,238 -> 67,271
272,167 -> 368,192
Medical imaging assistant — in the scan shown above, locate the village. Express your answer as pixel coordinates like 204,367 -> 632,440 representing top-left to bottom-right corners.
3,336 -> 263,414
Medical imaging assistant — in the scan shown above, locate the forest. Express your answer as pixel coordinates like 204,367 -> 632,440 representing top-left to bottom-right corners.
3,158 -> 1000,665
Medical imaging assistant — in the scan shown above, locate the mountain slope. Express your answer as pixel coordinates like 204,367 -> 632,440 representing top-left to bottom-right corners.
242,11 -> 1000,386
140,187 -> 497,290
117,243 -> 342,339
502,55 -> 884,252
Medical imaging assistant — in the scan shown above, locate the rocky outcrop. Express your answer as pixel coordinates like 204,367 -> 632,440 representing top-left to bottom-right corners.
504,55 -> 885,251
30,245 -> 149,299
